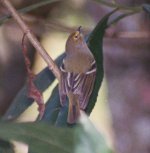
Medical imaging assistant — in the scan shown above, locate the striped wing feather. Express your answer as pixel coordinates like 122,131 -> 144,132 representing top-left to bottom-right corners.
59,61 -> 96,110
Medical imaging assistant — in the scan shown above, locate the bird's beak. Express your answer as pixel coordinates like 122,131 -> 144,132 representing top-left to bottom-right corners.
73,26 -> 82,40
77,26 -> 82,34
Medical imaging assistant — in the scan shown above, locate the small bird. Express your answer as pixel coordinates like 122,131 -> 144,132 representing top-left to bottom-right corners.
59,26 -> 96,124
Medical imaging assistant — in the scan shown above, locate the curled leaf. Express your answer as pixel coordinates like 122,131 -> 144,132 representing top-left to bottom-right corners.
22,33 -> 45,119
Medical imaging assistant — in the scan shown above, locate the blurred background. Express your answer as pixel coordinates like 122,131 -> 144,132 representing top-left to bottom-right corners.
0,0 -> 150,153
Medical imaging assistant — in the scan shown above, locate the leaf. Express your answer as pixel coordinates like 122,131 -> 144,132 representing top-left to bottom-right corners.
85,9 -> 117,114
75,113 -> 112,153
55,101 -> 68,127
107,11 -> 135,28
2,54 -> 64,121
0,139 -> 15,153
143,4 -> 150,15
37,85 -> 68,126
0,122 -> 74,153
38,86 -> 61,124
22,33 -> 45,119
0,115 -> 111,153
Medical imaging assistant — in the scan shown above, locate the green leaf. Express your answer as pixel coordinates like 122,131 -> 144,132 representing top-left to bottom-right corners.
143,4 -> 150,15
37,85 -> 68,127
107,11 -> 136,28
38,86 -> 61,124
2,54 -> 64,121
0,122 -> 74,153
0,139 -> 15,153
85,9 -> 117,114
75,113 -> 112,153
55,102 -> 68,127
0,114 -> 111,153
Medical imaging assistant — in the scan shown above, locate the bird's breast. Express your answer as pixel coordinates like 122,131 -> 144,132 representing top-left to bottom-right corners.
64,54 -> 93,73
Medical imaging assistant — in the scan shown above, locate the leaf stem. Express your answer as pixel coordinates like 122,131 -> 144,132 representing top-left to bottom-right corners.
1,0 -> 61,81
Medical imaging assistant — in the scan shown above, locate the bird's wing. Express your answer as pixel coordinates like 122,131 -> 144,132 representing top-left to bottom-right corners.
59,60 -> 96,109
59,63 -> 68,106
74,61 -> 96,110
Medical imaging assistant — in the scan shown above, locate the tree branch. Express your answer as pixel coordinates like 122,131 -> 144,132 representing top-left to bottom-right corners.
94,0 -> 142,12
1,0 -> 61,81
0,0 -> 60,24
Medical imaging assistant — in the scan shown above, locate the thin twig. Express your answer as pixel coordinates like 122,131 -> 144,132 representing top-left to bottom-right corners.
24,15 -> 150,39
0,0 -> 61,24
0,0 -> 142,26
94,0 -> 142,12
1,0 -> 61,81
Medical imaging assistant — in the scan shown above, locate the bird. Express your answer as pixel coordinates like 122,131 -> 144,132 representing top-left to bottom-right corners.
59,26 -> 96,124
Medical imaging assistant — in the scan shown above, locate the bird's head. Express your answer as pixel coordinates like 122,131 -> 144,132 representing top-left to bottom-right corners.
66,26 -> 84,51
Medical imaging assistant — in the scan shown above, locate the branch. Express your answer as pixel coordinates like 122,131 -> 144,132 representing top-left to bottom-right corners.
94,0 -> 142,13
1,0 -> 61,81
0,0 -> 61,24
23,15 -> 150,39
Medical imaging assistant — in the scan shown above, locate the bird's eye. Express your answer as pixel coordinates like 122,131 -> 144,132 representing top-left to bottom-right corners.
73,31 -> 80,40
74,35 -> 78,39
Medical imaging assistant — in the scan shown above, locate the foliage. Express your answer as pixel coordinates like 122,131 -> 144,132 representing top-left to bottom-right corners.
0,114 -> 112,153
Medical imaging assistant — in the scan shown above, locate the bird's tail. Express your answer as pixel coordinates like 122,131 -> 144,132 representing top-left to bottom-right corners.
67,92 -> 80,124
